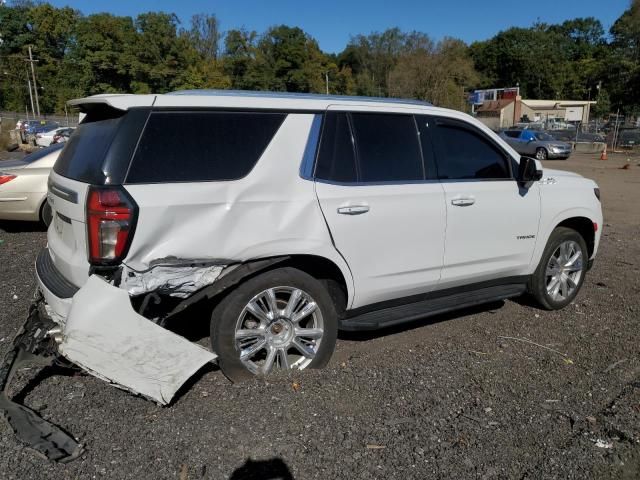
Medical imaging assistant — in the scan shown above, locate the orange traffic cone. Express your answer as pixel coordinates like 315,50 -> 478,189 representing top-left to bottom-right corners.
600,145 -> 608,161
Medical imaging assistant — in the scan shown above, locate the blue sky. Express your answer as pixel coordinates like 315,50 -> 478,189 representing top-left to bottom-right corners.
48,0 -> 631,53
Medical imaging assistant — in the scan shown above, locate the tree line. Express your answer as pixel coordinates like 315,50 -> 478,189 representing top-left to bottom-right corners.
0,0 -> 638,117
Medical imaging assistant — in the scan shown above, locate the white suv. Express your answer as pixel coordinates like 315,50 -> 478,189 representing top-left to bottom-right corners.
36,90 -> 602,387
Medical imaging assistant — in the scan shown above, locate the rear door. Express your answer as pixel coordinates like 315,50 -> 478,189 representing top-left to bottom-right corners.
425,116 -> 541,286
314,109 -> 446,309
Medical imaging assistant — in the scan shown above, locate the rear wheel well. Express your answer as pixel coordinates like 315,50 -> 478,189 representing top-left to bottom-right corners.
159,255 -> 350,329
276,255 -> 349,316
556,217 -> 595,257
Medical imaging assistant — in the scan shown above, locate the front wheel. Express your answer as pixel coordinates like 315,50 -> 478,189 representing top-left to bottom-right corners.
529,227 -> 588,310
210,267 -> 338,382
535,147 -> 548,160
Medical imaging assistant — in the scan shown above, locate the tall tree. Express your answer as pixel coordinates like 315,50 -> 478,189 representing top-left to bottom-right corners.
608,0 -> 640,113
188,13 -> 221,60
389,36 -> 478,109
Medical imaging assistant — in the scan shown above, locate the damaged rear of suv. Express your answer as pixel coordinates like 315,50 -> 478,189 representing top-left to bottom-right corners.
36,93 -> 347,391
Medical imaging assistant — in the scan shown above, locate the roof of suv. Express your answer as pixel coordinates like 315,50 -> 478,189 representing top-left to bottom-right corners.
68,89 -> 433,112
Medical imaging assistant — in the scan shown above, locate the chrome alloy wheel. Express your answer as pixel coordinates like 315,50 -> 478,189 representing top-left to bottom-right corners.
545,240 -> 583,302
234,287 -> 324,375
536,148 -> 548,160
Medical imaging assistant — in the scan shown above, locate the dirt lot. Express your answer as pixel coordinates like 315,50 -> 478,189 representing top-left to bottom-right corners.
0,151 -> 639,479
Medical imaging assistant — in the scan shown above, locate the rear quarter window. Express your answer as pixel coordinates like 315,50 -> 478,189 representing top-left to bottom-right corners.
125,111 -> 287,183
54,111 -> 124,184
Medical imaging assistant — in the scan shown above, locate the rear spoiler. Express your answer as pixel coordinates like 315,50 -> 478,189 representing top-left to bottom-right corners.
67,94 -> 156,113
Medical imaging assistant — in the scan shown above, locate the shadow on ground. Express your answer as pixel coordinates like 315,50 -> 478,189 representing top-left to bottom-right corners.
0,220 -> 46,233
229,457 -> 294,480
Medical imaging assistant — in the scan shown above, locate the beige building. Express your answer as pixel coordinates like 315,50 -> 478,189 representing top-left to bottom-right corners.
476,97 -> 596,130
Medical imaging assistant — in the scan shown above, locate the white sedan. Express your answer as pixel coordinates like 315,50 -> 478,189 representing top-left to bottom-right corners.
0,143 -> 63,225
35,127 -> 75,147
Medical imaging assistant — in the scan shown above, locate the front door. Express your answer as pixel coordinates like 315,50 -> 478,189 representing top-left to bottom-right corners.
422,116 -> 541,286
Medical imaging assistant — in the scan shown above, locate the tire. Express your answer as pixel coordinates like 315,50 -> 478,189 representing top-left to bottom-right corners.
535,147 -> 548,160
40,201 -> 53,227
529,227 -> 588,310
210,267 -> 338,382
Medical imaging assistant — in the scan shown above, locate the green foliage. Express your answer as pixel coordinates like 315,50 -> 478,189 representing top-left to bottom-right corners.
0,2 -> 638,117
388,36 -> 478,110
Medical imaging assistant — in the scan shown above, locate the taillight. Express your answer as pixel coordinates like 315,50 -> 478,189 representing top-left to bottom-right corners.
0,174 -> 16,186
86,187 -> 137,265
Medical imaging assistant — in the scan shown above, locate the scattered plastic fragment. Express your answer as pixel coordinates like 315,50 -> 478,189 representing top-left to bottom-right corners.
594,439 -> 613,449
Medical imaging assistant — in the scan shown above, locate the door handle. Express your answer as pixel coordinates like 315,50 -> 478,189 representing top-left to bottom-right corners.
337,205 -> 370,215
451,197 -> 475,207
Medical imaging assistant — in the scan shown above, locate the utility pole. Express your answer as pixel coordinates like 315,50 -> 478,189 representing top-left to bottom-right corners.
325,72 -> 329,95
26,46 -> 40,117
27,77 -> 35,117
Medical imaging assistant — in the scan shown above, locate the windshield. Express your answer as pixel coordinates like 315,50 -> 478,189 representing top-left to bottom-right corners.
534,132 -> 554,141
23,143 -> 65,164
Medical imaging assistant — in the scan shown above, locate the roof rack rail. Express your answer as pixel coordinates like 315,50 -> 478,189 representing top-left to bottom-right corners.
167,89 -> 432,107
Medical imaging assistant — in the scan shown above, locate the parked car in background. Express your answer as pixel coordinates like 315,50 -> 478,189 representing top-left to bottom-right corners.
500,129 -> 572,160
514,122 -> 544,131
24,120 -> 59,135
546,118 -> 575,130
0,143 -> 63,225
36,127 -> 75,147
52,127 -> 75,144
617,129 -> 640,149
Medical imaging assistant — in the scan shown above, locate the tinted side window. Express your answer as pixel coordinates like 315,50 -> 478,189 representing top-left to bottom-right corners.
126,111 -> 286,183
54,110 -> 124,184
315,112 -> 357,182
434,124 -> 510,180
504,131 -> 520,138
351,113 -> 423,182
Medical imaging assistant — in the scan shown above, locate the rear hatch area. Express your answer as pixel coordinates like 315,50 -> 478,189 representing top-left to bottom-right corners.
45,105 -> 151,290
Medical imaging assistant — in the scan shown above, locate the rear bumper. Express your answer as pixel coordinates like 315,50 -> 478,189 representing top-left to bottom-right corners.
33,247 -> 217,405
35,248 -> 78,324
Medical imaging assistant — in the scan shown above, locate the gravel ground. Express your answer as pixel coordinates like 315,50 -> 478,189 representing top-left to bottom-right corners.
0,151 -> 639,479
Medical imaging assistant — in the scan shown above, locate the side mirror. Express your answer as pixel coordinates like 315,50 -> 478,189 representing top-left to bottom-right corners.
518,156 -> 543,184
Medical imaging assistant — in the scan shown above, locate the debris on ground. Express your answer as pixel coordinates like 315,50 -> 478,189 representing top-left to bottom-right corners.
594,439 -> 614,449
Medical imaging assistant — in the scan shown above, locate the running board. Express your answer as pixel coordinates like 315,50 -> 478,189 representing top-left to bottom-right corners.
339,283 -> 527,331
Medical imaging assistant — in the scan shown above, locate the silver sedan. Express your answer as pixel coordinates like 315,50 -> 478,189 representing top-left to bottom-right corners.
0,144 -> 63,225
500,129 -> 572,160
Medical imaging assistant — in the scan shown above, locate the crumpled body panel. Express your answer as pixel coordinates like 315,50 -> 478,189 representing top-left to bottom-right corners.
119,263 -> 225,298
59,275 -> 217,404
